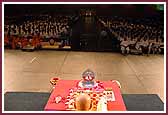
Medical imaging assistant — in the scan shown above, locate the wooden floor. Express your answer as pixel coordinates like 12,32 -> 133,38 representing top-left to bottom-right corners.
4,49 -> 165,102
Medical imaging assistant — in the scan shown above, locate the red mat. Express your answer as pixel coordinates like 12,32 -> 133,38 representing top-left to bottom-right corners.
44,80 -> 126,111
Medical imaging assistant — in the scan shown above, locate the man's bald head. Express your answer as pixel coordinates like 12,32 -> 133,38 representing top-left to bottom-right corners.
75,93 -> 91,111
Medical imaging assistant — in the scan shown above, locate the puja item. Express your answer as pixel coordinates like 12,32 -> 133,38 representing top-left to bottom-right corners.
97,97 -> 107,111
64,70 -> 120,111
55,96 -> 62,103
78,69 -> 97,88
104,88 -> 115,102
50,77 -> 59,85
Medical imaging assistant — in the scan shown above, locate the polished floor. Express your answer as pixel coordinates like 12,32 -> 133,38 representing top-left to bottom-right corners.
4,49 -> 165,102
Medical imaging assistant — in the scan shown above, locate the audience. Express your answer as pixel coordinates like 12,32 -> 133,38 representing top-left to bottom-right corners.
4,15 -> 74,48
99,16 -> 164,55
5,15 -> 71,38
5,14 -> 164,55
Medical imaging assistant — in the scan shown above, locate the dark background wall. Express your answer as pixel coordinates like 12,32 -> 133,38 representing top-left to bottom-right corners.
5,4 -> 163,18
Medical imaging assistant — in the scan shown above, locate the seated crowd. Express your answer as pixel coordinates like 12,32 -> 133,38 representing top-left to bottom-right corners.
4,15 -> 73,49
99,16 -> 164,55
4,15 -> 72,38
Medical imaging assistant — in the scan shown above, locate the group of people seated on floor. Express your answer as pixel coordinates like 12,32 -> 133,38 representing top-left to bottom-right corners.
4,15 -> 71,38
119,36 -> 163,55
4,15 -> 73,49
99,16 -> 164,55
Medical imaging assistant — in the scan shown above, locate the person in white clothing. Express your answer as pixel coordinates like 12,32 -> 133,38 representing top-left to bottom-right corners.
120,38 -> 130,55
135,39 -> 142,52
